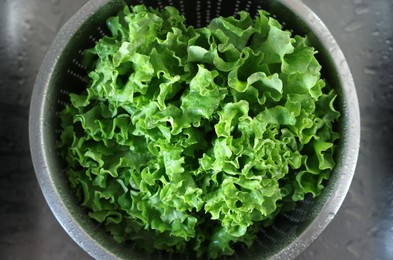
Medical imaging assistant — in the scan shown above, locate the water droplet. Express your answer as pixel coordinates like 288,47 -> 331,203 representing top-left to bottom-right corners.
352,0 -> 362,4
18,66 -> 24,73
355,4 -> 369,15
18,79 -> 26,87
366,226 -> 379,237
307,250 -> 315,257
364,68 -> 376,75
345,20 -> 363,32
371,30 -> 380,36
346,239 -> 360,258
368,226 -> 387,238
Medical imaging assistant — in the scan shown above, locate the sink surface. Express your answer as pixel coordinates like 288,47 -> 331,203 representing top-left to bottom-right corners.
0,0 -> 392,259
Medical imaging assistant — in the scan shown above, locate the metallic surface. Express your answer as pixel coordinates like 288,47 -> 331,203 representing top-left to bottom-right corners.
29,0 -> 359,259
30,0 -> 359,258
0,0 -> 390,259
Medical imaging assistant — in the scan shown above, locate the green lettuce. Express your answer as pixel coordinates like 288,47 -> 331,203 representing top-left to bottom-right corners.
59,5 -> 340,259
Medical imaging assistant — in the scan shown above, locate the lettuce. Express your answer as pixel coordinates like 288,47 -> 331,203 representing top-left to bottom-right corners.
59,5 -> 340,259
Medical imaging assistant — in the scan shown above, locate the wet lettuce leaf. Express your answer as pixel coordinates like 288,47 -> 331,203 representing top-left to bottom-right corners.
59,5 -> 340,259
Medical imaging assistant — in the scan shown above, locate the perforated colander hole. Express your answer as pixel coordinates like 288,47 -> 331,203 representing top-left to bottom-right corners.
281,212 -> 301,224
259,228 -> 278,243
167,0 -> 174,6
239,243 -> 252,257
55,135 -> 63,147
294,206 -> 307,215
97,26 -> 106,37
245,0 -> 252,12
157,0 -> 164,10
57,99 -> 69,107
88,35 -> 98,44
215,0 -> 222,18
72,58 -> 87,70
66,69 -> 86,83
59,88 -> 70,95
271,224 -> 288,236
253,5 -> 261,19
233,0 -> 241,16
196,0 -> 202,28
54,129 -> 63,144
205,0 -> 212,25
254,236 -> 263,246
178,0 -> 185,16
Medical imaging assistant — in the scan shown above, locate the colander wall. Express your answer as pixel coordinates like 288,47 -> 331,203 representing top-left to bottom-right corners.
29,0 -> 360,259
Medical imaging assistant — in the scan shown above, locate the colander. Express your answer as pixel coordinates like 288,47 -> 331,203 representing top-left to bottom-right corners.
29,0 -> 360,259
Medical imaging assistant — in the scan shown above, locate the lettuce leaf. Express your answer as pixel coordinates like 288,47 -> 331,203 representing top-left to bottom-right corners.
59,5 -> 340,259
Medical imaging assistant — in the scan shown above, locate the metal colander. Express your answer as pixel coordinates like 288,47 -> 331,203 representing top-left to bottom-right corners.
29,0 -> 360,259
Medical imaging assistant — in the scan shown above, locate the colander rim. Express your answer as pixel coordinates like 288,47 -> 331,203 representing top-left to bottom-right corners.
29,0 -> 360,259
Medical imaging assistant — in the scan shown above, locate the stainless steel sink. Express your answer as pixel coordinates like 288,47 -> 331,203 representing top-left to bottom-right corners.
1,0 -> 392,259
